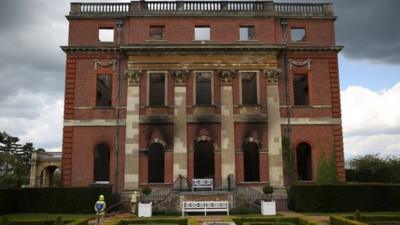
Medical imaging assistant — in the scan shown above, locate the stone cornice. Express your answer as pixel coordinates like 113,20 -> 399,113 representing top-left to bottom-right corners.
61,45 -> 343,53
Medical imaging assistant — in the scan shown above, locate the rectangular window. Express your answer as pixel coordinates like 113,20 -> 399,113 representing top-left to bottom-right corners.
195,72 -> 212,105
149,73 -> 166,106
291,28 -> 306,42
241,72 -> 258,105
98,28 -> 114,42
293,75 -> 309,105
96,75 -> 112,107
150,26 -> 165,40
239,26 -> 255,41
195,26 -> 210,41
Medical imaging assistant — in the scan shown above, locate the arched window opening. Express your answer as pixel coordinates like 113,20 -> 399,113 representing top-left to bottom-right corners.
194,140 -> 214,179
243,141 -> 260,182
94,144 -> 110,182
296,142 -> 312,181
148,143 -> 165,183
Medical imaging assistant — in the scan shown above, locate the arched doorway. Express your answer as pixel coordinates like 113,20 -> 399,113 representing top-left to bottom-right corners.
194,140 -> 214,179
40,166 -> 60,187
148,142 -> 165,183
94,144 -> 110,182
296,142 -> 312,181
243,141 -> 260,182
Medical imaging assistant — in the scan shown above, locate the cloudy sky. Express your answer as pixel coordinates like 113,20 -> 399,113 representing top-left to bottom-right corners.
0,0 -> 399,160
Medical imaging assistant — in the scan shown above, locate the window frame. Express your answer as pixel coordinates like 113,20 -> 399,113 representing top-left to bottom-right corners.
239,71 -> 260,106
292,73 -> 311,106
149,25 -> 166,41
194,26 -> 211,41
239,26 -> 256,41
98,27 -> 115,43
95,74 -> 113,108
193,71 -> 214,106
290,27 -> 307,43
147,71 -> 168,107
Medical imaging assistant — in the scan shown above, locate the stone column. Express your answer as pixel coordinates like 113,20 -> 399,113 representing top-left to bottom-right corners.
29,151 -> 38,187
264,69 -> 284,188
172,70 -> 189,181
219,70 -> 236,188
124,70 -> 142,190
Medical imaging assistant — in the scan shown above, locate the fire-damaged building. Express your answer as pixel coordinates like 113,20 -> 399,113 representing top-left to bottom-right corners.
61,0 -> 345,210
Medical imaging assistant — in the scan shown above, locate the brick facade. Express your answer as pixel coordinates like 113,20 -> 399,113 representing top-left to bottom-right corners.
62,1 -> 345,192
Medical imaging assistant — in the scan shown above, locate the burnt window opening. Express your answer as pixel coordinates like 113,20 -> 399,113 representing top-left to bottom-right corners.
195,26 -> 210,41
94,144 -> 110,182
291,28 -> 306,42
296,142 -> 312,181
243,142 -> 260,182
148,143 -> 165,183
240,26 -> 255,41
150,26 -> 165,40
98,28 -> 114,42
196,72 -> 212,105
149,73 -> 166,106
293,75 -> 309,106
96,74 -> 112,107
241,72 -> 258,105
194,140 -> 214,179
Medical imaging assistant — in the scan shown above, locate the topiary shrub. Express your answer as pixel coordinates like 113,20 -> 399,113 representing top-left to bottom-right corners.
141,187 -> 152,196
262,184 -> 274,201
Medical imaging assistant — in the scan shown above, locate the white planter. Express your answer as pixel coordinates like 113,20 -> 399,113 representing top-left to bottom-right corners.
261,200 -> 276,216
138,202 -> 152,217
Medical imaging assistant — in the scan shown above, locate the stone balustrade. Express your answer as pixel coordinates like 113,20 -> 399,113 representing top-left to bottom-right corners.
69,1 -> 334,17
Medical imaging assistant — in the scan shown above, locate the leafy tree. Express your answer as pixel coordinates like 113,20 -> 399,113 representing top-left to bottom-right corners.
0,131 -> 44,188
346,154 -> 400,183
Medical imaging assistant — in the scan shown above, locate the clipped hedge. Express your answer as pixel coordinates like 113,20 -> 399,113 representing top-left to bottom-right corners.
330,216 -> 367,225
232,217 -> 300,225
289,184 -> 400,212
0,189 -> 14,214
0,186 -> 112,214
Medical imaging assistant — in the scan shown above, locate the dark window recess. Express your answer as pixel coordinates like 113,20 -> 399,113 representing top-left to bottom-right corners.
150,26 -> 165,40
291,28 -> 306,42
293,75 -> 309,105
196,72 -> 212,105
241,72 -> 258,105
148,143 -> 165,183
96,75 -> 112,107
296,142 -> 312,181
149,73 -> 165,106
194,140 -> 214,179
240,26 -> 255,41
243,142 -> 260,182
94,144 -> 110,182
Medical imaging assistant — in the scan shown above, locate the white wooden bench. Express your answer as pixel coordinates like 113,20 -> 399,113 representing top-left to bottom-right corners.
192,178 -> 213,191
181,201 -> 229,216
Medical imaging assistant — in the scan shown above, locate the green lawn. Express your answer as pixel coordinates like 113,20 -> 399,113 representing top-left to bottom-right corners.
302,212 -> 400,216
0,213 -> 91,220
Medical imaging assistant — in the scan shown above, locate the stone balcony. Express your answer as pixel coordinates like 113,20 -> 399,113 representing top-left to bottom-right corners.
69,1 -> 334,18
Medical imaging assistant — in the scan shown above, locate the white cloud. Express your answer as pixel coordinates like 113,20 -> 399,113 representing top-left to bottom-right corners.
0,90 -> 63,152
342,83 -> 400,159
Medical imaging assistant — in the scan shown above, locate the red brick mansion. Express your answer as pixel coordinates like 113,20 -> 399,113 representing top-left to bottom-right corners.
61,0 -> 345,204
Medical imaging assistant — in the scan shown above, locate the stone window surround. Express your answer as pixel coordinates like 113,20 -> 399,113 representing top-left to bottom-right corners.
146,71 -> 168,107
192,71 -> 215,106
291,72 -> 312,106
239,70 -> 260,106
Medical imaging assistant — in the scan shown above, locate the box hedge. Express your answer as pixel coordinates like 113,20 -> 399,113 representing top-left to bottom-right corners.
289,184 -> 400,212
0,186 -> 112,214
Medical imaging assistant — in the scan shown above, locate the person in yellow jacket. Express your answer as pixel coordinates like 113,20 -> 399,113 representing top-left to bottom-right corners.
130,191 -> 138,214
94,195 -> 106,225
